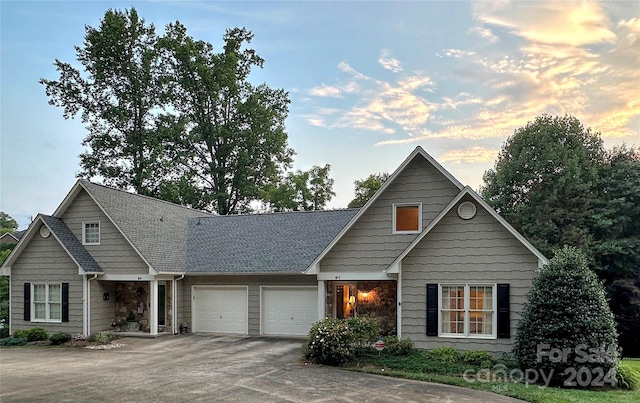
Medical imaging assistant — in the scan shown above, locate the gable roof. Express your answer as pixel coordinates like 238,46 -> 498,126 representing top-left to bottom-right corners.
386,186 -> 548,273
54,180 -> 214,273
187,209 -> 358,273
1,214 -> 101,274
0,232 -> 19,243
304,146 -> 464,274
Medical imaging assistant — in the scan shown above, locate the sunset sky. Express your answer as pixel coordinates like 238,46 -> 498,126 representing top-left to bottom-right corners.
1,1 -> 638,229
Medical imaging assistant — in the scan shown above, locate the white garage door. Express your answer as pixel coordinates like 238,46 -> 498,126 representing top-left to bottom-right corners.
262,287 -> 318,336
193,286 -> 248,334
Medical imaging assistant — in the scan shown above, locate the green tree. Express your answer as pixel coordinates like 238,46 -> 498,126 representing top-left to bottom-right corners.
159,24 -> 293,214
481,114 -> 605,258
0,212 -> 18,235
513,247 -> 619,387
348,172 -> 389,208
0,247 -> 11,337
263,164 -> 335,212
40,8 -> 171,196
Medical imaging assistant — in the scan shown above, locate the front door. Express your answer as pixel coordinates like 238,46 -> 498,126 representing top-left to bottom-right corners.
327,281 -> 397,334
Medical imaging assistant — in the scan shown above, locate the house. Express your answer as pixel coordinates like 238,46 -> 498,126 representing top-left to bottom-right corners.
0,146 -> 546,354
0,230 -> 25,245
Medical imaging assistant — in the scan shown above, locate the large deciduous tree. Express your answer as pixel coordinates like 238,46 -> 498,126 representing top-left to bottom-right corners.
263,164 -> 335,212
348,172 -> 389,208
40,8 -> 170,196
481,114 -> 605,258
159,23 -> 293,214
0,212 -> 18,235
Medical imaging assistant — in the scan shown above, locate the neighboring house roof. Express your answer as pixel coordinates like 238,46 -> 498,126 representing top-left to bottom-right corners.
304,146 -> 464,274
1,214 -> 102,274
0,232 -> 19,243
386,186 -> 548,273
14,230 -> 26,239
186,209 -> 358,273
54,180 -> 215,273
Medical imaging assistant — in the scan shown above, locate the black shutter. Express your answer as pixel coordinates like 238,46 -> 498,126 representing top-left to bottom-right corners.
497,283 -> 510,338
426,283 -> 438,336
23,283 -> 31,321
62,283 -> 69,322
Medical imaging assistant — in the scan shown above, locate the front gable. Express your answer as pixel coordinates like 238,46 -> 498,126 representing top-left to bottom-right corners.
310,147 -> 462,275
58,187 -> 149,275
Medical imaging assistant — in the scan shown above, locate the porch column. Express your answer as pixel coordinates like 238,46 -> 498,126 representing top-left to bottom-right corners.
149,279 -> 158,336
317,280 -> 325,320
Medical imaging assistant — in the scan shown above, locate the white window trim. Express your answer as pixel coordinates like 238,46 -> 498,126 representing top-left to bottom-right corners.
392,203 -> 422,234
438,283 -> 497,339
82,221 -> 101,245
31,283 -> 62,323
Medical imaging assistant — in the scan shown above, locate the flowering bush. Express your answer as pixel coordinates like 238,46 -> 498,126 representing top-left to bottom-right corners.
305,317 -> 380,365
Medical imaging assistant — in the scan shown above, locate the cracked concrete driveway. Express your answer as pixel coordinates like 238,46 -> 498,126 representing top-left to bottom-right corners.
1,334 -> 523,402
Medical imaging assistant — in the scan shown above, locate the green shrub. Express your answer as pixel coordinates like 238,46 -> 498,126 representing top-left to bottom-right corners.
427,347 -> 462,363
514,247 -> 620,387
461,350 -> 496,368
306,318 -> 354,365
12,329 -> 28,339
49,332 -> 72,345
26,327 -> 48,341
617,363 -> 640,390
382,336 -> 414,356
346,316 -> 379,348
88,332 -> 115,344
0,337 -> 28,346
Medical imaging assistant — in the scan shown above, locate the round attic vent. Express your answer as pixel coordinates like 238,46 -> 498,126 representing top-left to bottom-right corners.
39,225 -> 51,238
457,201 -> 477,220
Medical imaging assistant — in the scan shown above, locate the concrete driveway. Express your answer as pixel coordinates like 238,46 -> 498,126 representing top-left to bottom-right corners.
1,334 -> 523,402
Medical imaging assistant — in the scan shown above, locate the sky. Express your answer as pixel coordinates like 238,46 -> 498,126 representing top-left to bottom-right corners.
1,0 -> 639,230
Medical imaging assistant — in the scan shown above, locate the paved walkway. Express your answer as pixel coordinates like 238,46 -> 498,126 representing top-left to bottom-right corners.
0,334 -> 524,402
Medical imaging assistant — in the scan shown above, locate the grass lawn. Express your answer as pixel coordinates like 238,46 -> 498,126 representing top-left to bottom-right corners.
348,350 -> 640,403
624,359 -> 640,371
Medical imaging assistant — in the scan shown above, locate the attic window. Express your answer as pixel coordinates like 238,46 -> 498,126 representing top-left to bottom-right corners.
393,204 -> 422,234
83,222 -> 100,245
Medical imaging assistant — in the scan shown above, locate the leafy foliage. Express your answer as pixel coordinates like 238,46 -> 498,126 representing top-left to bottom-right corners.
381,336 -> 414,356
0,212 -> 18,234
87,332 -> 115,344
348,172 -> 389,208
0,337 -> 27,346
609,279 -> 640,357
25,327 -> 49,342
158,24 -> 293,214
617,362 -> 640,391
482,114 -> 604,258
305,317 -> 380,365
49,332 -> 72,345
514,247 -> 619,386
262,164 -> 335,211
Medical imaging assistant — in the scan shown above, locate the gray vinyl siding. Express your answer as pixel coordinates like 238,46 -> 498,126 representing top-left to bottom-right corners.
10,233 -> 83,335
320,157 -> 460,273
178,275 -> 317,336
60,189 -> 148,274
401,196 -> 539,355
90,280 -> 116,332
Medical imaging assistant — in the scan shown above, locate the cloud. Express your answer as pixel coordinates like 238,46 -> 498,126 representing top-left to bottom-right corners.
308,82 -> 360,98
470,26 -> 498,43
438,147 -> 498,164
378,49 -> 403,72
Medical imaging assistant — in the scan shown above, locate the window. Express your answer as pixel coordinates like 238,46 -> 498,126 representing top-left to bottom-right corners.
393,203 -> 422,234
440,284 -> 495,338
83,222 -> 100,245
32,283 -> 62,322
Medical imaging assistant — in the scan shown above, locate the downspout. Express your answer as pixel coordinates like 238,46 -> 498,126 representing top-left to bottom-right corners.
87,274 -> 98,336
174,275 -> 185,334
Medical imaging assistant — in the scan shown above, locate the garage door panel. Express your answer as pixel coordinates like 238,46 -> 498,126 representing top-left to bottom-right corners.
262,287 -> 318,336
194,287 -> 248,334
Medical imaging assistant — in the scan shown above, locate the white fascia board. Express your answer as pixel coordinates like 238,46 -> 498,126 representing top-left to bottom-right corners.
317,272 -> 394,281
52,180 -> 84,217
100,274 -> 157,281
304,146 -> 464,274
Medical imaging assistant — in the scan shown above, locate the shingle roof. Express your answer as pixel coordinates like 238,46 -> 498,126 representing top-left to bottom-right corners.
79,180 -> 213,273
186,209 -> 358,273
14,230 -> 26,239
40,215 -> 102,273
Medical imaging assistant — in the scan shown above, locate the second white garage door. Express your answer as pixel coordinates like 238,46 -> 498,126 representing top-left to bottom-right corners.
262,287 -> 318,336
193,286 -> 248,334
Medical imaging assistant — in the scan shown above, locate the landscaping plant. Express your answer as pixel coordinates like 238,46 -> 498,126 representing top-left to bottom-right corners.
514,246 -> 620,387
